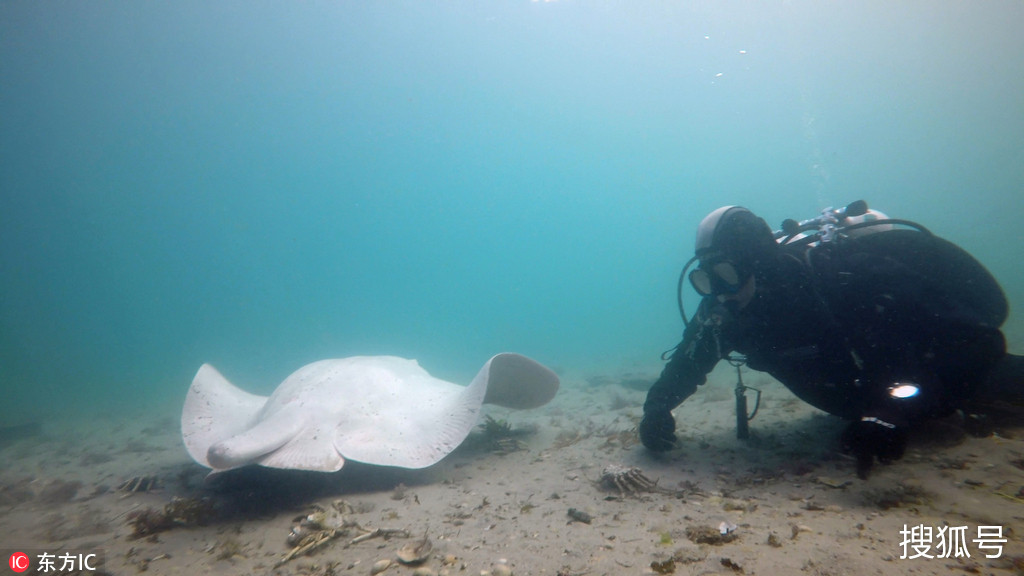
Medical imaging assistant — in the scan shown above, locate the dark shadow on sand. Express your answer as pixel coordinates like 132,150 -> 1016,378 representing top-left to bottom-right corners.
187,460 -> 444,521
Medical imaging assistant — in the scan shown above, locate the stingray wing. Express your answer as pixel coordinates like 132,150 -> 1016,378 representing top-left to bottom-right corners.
181,364 -> 270,469
329,357 -> 483,468
333,353 -> 559,469
182,363 -> 345,473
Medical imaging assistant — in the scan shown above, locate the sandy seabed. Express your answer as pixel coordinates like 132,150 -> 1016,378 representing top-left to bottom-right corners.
2,362 -> 1023,576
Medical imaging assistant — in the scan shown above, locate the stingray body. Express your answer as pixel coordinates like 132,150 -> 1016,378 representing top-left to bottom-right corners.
181,353 -> 559,473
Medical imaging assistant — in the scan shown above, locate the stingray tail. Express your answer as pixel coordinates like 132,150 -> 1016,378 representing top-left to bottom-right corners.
181,364 -> 268,469
478,353 -> 560,409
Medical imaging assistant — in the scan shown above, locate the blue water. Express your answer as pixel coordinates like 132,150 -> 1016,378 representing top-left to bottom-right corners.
2,1 -> 1023,417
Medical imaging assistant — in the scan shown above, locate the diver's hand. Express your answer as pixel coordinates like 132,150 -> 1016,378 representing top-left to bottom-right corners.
639,409 -> 677,452
841,412 -> 909,479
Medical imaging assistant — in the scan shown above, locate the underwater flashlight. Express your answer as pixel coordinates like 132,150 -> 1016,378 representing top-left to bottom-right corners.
888,383 -> 920,399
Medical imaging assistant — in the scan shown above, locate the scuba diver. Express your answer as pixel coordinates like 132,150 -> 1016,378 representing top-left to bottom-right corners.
640,201 -> 1024,478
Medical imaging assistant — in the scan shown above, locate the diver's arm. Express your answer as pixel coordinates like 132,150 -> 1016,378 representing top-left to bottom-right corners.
643,344 -> 711,412
640,309 -> 722,451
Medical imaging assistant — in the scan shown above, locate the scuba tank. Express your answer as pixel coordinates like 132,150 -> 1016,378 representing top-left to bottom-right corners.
776,200 -> 1006,329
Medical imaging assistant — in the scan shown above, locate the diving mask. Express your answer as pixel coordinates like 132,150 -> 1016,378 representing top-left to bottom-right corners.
689,258 -> 750,297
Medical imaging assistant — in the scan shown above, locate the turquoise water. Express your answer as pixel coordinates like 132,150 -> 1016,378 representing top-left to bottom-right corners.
2,1 -> 1023,417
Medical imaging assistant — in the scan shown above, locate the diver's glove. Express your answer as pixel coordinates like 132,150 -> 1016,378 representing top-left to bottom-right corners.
639,408 -> 677,452
841,408 -> 909,479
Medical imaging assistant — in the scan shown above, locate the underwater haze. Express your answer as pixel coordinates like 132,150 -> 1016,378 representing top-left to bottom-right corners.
2,1 -> 1023,417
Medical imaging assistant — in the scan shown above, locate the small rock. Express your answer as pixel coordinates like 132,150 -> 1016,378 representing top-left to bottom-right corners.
371,559 -> 392,575
567,507 -> 593,524
492,563 -> 513,576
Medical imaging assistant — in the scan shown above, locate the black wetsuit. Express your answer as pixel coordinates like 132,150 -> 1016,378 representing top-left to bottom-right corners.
645,229 -> 1012,439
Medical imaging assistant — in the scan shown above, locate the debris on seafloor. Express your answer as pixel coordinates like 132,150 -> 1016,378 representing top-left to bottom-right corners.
814,476 -> 852,489
861,481 -> 933,510
467,415 -> 534,454
276,503 -> 410,568
287,507 -> 330,547
596,464 -> 665,497
124,549 -> 172,573
125,496 -> 215,540
396,530 -> 433,565
790,524 -> 812,540
118,475 -> 159,494
650,558 -> 675,574
720,557 -> 745,573
567,507 -> 593,524
685,524 -> 739,545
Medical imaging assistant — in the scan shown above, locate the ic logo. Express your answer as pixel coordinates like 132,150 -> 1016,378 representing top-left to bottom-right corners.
8,552 -> 30,573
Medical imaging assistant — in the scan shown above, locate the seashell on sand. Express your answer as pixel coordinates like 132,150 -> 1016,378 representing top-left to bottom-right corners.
396,531 -> 433,565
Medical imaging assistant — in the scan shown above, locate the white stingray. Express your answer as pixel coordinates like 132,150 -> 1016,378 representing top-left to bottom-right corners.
181,353 -> 559,473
